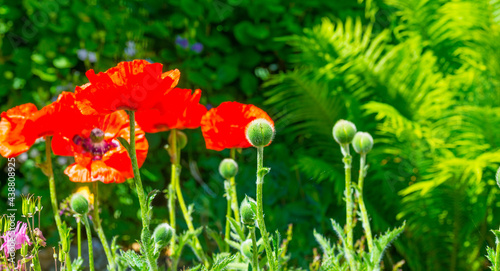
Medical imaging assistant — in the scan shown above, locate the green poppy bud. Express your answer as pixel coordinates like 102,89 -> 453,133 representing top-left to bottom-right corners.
169,130 -> 188,150
219,158 -> 238,179
240,197 -> 256,226
153,223 -> 174,248
70,194 -> 89,215
332,120 -> 357,145
352,132 -> 374,154
240,239 -> 254,259
245,119 -> 275,147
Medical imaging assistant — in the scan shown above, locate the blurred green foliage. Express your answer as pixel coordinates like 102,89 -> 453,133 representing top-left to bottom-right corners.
0,0 -> 368,269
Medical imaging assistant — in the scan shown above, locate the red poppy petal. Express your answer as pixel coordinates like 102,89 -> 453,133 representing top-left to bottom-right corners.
64,163 -> 92,183
0,103 -> 38,158
51,135 -> 74,157
91,160 -> 125,184
200,102 -> 273,151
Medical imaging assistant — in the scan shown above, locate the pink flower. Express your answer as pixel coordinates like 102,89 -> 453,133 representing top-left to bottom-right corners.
0,221 -> 32,257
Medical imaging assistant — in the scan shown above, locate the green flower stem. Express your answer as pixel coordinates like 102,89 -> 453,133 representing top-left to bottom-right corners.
168,173 -> 177,265
128,111 -> 157,271
255,146 -> 275,271
92,182 -> 116,270
170,129 -> 209,266
496,236 -> 500,271
224,186 -> 232,252
82,216 -> 95,271
45,137 -> 72,271
230,148 -> 240,223
341,144 -> 356,271
357,154 -> 374,253
250,226 -> 260,271
77,217 -> 82,259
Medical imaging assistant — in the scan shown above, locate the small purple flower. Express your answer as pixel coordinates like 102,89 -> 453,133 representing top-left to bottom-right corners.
175,36 -> 189,49
77,49 -> 88,61
191,42 -> 203,53
0,221 -> 32,256
88,52 -> 97,63
126,41 -> 135,49
124,47 -> 136,57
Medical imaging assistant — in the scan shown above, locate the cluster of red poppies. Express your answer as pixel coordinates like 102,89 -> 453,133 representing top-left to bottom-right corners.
0,60 -> 274,184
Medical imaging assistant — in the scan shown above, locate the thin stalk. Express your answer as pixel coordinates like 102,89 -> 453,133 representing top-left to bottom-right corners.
357,154 -> 373,252
170,129 -> 208,266
128,111 -> 157,271
77,218 -> 82,258
229,149 -> 240,223
250,226 -> 260,271
92,182 -> 116,270
82,216 -> 95,271
45,137 -> 72,271
255,146 -> 275,271
341,144 -> 356,271
496,234 -> 500,271
168,130 -> 178,271
224,185 -> 232,252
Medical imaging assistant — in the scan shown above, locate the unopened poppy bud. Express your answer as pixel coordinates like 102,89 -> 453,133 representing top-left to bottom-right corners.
352,132 -> 373,154
169,130 -> 188,150
71,194 -> 89,215
332,120 -> 357,145
153,223 -> 174,247
240,239 -> 254,259
240,197 -> 256,225
219,158 -> 238,179
245,119 -> 275,147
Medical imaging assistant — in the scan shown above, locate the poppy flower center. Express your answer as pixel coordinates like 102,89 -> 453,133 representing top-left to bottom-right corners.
73,128 -> 118,161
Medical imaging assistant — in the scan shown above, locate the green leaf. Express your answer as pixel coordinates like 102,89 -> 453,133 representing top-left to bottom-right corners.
116,137 -> 131,153
53,56 -> 76,69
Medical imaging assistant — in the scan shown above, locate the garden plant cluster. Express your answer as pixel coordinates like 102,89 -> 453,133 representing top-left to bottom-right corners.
0,59 -> 406,271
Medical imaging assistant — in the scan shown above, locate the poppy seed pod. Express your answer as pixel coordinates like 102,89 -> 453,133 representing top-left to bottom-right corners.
245,118 -> 275,147
240,197 -> 256,225
219,158 -> 238,179
352,132 -> 374,154
240,239 -> 254,259
153,223 -> 174,247
332,120 -> 357,145
70,194 -> 89,215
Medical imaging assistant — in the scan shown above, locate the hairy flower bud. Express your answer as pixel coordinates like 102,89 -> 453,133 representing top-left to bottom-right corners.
169,130 -> 188,150
240,197 -> 256,226
352,132 -> 374,154
241,239 -> 254,259
71,194 -> 89,215
219,158 -> 238,179
332,120 -> 357,145
245,119 -> 275,147
153,223 -> 174,248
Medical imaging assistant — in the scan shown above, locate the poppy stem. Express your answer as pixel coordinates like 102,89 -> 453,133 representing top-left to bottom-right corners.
82,215 -> 95,271
170,130 -> 209,266
45,137 -> 72,271
250,226 -> 260,271
341,143 -> 356,271
77,217 -> 82,259
229,148 -> 240,223
92,182 -> 116,270
224,180 -> 232,252
255,146 -> 276,271
128,111 -> 157,271
356,154 -> 373,253
168,130 -> 178,267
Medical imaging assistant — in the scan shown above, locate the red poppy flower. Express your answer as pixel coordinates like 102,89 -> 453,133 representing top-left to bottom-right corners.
200,102 -> 274,151
135,88 -> 207,133
52,109 -> 148,184
75,60 -> 181,115
0,92 -> 81,158
0,103 -> 38,158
